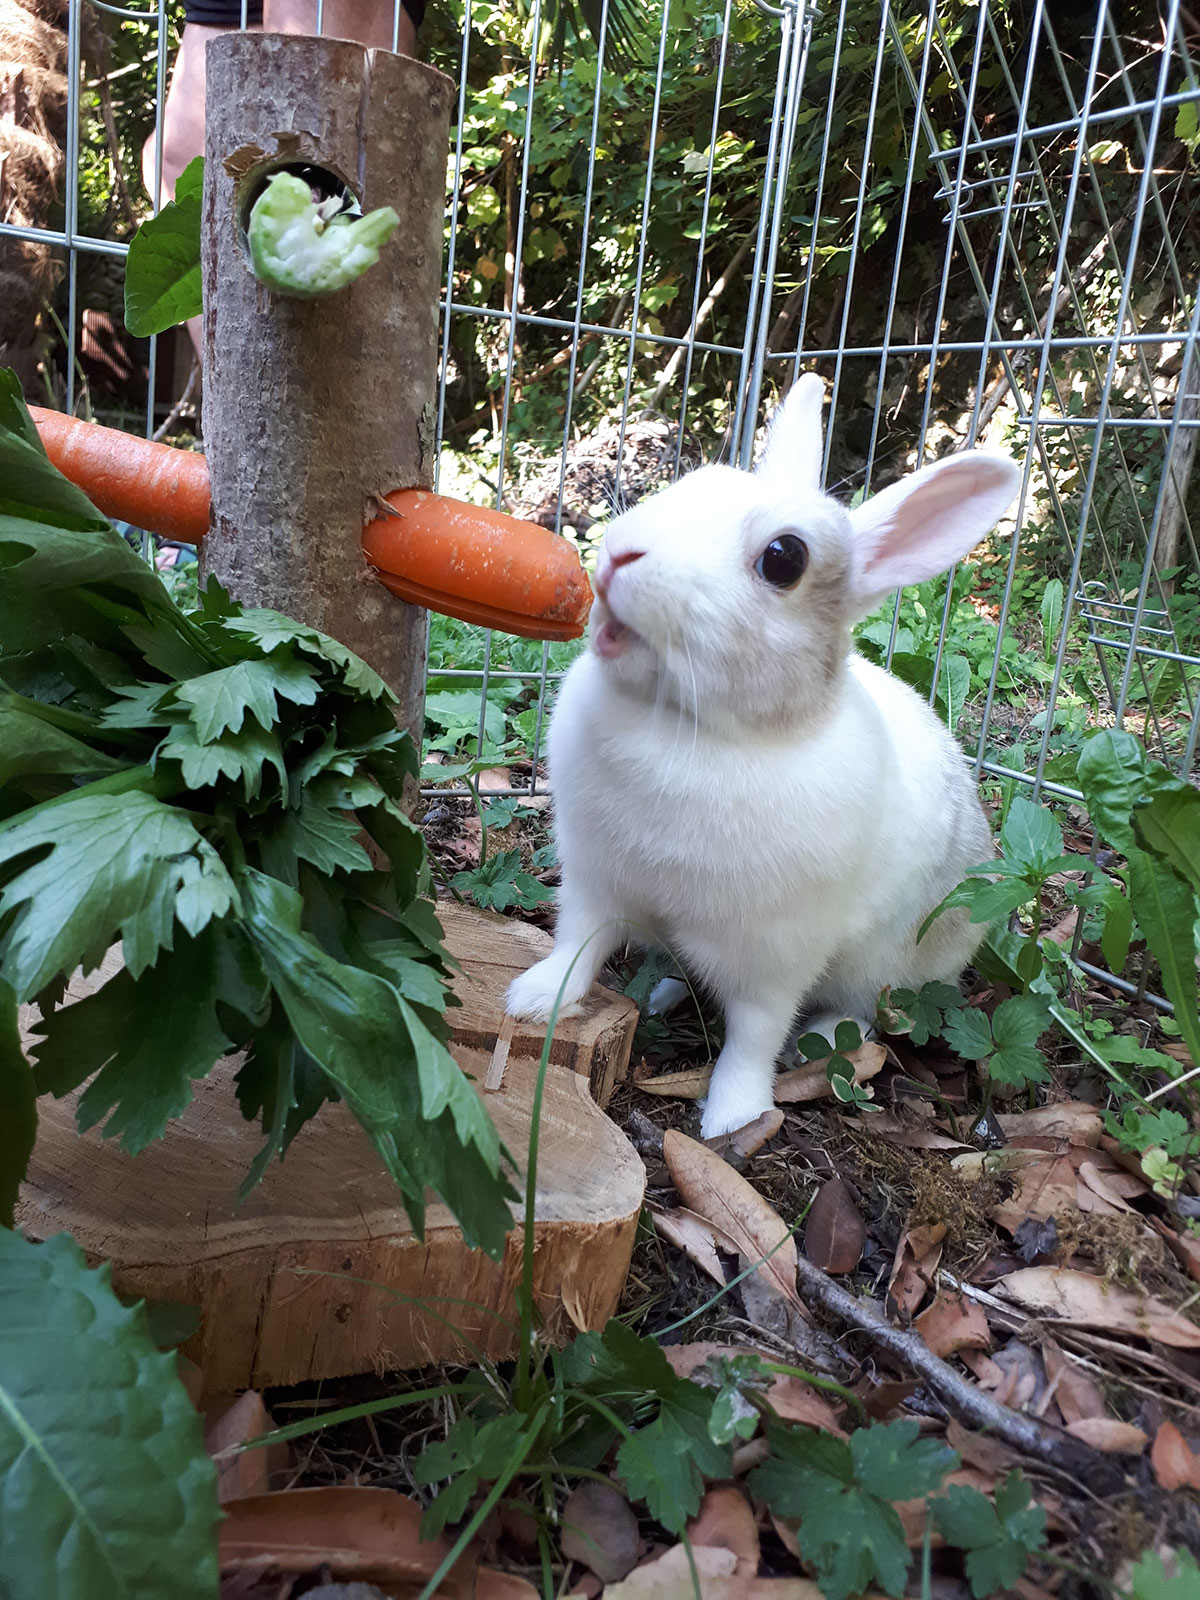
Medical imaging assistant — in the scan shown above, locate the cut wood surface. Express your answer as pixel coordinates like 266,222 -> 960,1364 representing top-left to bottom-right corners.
17,909 -> 642,1391
439,903 -> 637,1106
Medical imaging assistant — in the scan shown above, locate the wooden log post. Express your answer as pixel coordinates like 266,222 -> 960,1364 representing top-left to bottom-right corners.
199,34 -> 453,734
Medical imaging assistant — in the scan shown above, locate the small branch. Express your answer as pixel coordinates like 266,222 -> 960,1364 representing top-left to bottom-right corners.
643,238 -> 752,415
97,71 -> 140,231
791,1253 -> 1125,1493
152,357 -> 199,442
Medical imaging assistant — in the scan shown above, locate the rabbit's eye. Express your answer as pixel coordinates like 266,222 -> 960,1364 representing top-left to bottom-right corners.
755,533 -> 809,589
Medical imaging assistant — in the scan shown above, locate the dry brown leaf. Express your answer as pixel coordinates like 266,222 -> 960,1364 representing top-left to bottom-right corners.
887,1222 -> 946,1318
561,1481 -> 640,1583
774,1042 -> 886,1104
859,1112 -> 970,1152
651,1205 -> 738,1287
663,1129 -> 810,1323
959,1349 -> 1007,1390
1150,1419 -> 1200,1490
687,1487 -> 760,1576
1151,1219 -> 1200,1285
1065,1418 -> 1149,1454
1041,1338 -> 1107,1425
731,1107 -> 785,1155
945,1419 -> 1023,1476
996,1102 -> 1101,1146
995,1267 -> 1200,1349
990,1156 -> 1078,1235
913,1290 -> 992,1359
204,1391 -> 280,1504
219,1488 -> 478,1591
663,1343 -> 844,1436
637,1066 -> 712,1099
802,1177 -> 865,1275
604,1543 -> 824,1600
1075,1161 -> 1138,1215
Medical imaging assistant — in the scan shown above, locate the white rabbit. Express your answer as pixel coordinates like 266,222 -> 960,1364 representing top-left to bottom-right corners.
506,375 -> 1019,1137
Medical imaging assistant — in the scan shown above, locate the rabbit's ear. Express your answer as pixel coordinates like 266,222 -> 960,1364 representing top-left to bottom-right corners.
846,452 -> 1020,618
755,372 -> 825,490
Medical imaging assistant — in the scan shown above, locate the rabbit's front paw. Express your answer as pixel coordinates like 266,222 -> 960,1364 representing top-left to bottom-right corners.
699,1078 -> 774,1139
506,959 -> 586,1024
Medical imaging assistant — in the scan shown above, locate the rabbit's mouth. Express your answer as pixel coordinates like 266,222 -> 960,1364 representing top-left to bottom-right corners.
594,616 -> 637,659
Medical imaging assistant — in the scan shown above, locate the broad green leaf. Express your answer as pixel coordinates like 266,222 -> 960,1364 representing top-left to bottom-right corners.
258,787 -> 374,881
934,1475 -> 1046,1599
30,927 -> 233,1155
851,1417 -> 957,1501
158,716 -> 288,800
942,1005 -> 994,1062
0,788 -> 234,999
1039,578 -> 1064,663
1076,729 -> 1151,853
1129,1549 -> 1200,1600
0,1229 -> 219,1599
1098,877 -> 1134,973
238,868 -> 513,1255
412,1411 -> 529,1538
987,993 -> 1052,1086
0,696 -> 128,789
617,1404 -> 730,1533
1125,843 -> 1200,1074
1135,784 -> 1200,899
173,655 -> 320,743
998,797 -> 1063,876
123,157 -> 204,337
938,653 -> 971,731
223,610 -> 394,701
749,1422 -> 923,1600
0,372 -> 113,534
0,979 -> 35,1227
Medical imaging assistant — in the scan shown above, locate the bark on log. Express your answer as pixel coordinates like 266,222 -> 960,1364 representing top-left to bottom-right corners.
199,34 -> 452,735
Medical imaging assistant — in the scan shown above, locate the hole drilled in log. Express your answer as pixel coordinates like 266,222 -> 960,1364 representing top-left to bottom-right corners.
234,159 -> 360,263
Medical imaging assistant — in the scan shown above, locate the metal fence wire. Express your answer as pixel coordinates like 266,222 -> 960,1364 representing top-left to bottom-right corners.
2,3 -> 1198,935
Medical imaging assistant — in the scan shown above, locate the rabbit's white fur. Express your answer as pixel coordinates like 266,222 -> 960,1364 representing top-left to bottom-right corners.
506,376 -> 1020,1136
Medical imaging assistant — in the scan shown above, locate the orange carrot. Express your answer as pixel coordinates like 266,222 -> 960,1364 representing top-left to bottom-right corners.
363,490 -> 592,641
29,405 -> 211,544
30,408 -> 592,640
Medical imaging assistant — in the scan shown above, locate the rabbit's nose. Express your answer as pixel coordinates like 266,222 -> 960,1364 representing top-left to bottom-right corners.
596,546 -> 645,601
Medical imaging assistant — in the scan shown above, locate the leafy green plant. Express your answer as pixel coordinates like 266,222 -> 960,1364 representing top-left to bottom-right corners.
0,372 -> 515,1252
795,1021 -> 876,1107
123,154 -> 204,337
0,1228 -> 219,1599
932,1474 -> 1047,1600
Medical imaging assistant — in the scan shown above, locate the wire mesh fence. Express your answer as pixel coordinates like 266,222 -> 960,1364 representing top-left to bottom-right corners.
2,0 -> 1197,812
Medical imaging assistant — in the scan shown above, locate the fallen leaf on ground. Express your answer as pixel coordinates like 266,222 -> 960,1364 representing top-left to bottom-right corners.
1041,1338 -> 1107,1425
219,1487 -> 495,1595
995,1267 -> 1200,1349
1150,1419 -> 1200,1490
888,1222 -> 946,1318
705,1108 -> 785,1157
637,1067 -> 712,1099
1152,1219 -> 1200,1285
651,1205 -> 738,1286
204,1391 -> 282,1503
561,1481 -> 640,1583
996,1101 -> 1102,1146
986,1339 -> 1048,1411
1065,1418 -> 1149,1453
664,1343 -> 844,1435
945,1419 -> 1023,1476
603,1541 -> 823,1600
914,1289 -> 992,1358
990,1155 -> 1078,1235
774,1041 -> 886,1104
687,1487 -> 760,1576
803,1177 -> 865,1275
664,1129 -> 810,1323
1075,1160 -> 1139,1215
859,1112 -> 970,1152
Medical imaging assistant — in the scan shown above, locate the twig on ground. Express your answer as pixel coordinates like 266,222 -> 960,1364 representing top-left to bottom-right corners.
791,1253 -> 1126,1493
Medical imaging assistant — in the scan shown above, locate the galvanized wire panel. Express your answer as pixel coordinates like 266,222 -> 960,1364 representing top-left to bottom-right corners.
1,0 -> 1197,817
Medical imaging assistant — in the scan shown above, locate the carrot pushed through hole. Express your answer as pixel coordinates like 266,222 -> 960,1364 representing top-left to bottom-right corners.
29,407 -> 592,640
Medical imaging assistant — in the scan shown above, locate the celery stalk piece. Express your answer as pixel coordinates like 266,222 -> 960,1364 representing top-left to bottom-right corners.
247,172 -> 399,298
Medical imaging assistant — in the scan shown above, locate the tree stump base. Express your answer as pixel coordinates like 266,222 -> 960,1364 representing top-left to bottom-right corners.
17,908 -> 642,1392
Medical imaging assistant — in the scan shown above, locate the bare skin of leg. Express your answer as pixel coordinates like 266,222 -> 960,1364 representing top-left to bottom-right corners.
141,3 -> 417,357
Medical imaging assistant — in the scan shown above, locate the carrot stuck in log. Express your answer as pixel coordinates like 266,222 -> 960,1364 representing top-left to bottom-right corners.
363,490 -> 591,641
29,407 -> 592,641
29,405 -> 211,544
